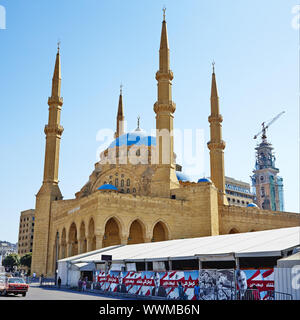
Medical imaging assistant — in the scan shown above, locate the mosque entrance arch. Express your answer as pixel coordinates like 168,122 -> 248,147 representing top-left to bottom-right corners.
128,220 -> 145,245
152,221 -> 168,242
68,223 -> 78,257
103,217 -> 121,248
229,228 -> 239,234
60,228 -> 67,259
88,218 -> 96,251
79,221 -> 87,253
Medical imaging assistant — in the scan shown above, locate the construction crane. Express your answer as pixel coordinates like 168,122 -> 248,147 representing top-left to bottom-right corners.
253,111 -> 285,140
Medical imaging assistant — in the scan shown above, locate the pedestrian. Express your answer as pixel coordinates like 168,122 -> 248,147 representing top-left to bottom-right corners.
82,279 -> 87,292
40,274 -> 44,286
58,276 -> 61,289
194,281 -> 200,300
78,278 -> 82,291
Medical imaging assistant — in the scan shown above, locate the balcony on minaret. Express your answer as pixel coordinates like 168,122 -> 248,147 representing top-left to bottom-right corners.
48,96 -> 63,106
44,124 -> 64,136
154,101 -> 176,114
155,70 -> 173,81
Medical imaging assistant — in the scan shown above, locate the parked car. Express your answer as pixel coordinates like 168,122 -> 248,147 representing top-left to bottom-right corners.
0,276 -> 29,297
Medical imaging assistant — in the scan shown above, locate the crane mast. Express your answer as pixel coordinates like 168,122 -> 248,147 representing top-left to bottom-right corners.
253,111 -> 285,140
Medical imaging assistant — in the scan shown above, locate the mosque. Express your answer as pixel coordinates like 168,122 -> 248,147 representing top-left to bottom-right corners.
31,13 -> 300,276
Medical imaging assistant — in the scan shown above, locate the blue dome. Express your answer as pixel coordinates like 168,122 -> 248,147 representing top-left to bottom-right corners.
108,131 -> 156,149
197,178 -> 212,183
176,171 -> 190,182
247,203 -> 258,208
98,184 -> 118,191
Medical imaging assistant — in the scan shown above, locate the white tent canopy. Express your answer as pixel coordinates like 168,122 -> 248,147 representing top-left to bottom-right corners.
59,227 -> 300,265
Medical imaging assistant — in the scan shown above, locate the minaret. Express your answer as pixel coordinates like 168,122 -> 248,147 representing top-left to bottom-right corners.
31,45 -> 64,276
151,8 -> 179,197
114,84 -> 125,138
207,63 -> 227,205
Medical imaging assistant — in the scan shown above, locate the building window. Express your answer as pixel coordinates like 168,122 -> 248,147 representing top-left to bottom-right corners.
127,189 -> 130,193
232,199 -> 235,202
133,188 -> 136,193
136,149 -> 140,156
237,200 -> 240,203
127,179 -> 130,186
121,179 -> 124,187
115,178 -> 119,187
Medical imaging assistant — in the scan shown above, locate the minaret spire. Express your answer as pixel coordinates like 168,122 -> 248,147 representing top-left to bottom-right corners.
151,11 -> 179,197
115,84 -> 125,138
51,45 -> 62,98
207,63 -> 227,205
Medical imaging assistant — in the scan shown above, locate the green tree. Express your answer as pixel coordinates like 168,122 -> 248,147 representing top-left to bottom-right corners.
2,253 -> 20,271
20,253 -> 32,272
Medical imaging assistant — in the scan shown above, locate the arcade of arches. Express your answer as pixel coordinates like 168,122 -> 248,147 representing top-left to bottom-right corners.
55,218 -> 169,261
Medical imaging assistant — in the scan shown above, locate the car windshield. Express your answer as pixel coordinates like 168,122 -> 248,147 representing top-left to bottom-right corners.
8,278 -> 25,284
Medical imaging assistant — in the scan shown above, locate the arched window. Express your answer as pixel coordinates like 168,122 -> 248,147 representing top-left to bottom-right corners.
127,179 -> 130,186
115,178 -> 119,187
121,179 -> 124,187
127,189 -> 130,193
133,188 -> 136,193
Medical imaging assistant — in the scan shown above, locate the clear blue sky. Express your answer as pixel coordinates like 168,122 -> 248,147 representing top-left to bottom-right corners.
0,0 -> 299,243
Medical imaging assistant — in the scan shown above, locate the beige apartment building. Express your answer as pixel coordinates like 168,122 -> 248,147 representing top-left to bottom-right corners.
18,209 -> 35,256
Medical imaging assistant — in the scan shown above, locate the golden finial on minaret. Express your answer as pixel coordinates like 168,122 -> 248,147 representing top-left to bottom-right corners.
162,6 -> 166,21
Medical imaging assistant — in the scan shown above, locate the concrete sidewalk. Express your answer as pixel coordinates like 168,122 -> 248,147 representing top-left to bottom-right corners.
35,284 -> 167,300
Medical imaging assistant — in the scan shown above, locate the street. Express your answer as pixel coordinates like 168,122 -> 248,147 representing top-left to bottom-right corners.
0,284 -> 124,300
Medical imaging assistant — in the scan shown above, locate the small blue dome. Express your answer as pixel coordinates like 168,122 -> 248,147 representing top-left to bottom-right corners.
108,131 -> 156,149
197,178 -> 212,183
247,203 -> 258,208
176,171 -> 190,182
98,184 -> 118,191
